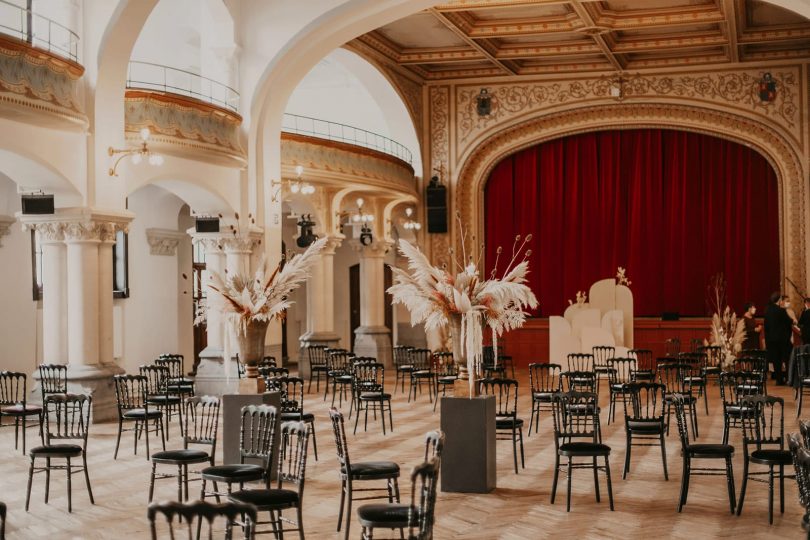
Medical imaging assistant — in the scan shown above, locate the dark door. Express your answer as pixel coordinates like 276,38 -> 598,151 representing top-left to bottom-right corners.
350,264 -> 360,351
384,264 -> 393,333
281,242 -> 288,363
191,258 -> 206,375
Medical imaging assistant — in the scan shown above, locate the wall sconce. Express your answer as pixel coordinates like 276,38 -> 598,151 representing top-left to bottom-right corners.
476,88 -> 492,117
353,198 -> 374,246
609,74 -> 625,101
759,72 -> 777,103
272,165 -> 315,202
402,207 -> 421,231
108,127 -> 163,176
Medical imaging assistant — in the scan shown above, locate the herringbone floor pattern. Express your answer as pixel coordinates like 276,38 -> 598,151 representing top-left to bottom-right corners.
0,370 -> 805,539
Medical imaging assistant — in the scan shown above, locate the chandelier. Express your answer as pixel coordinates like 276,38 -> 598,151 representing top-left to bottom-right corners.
402,207 -> 421,231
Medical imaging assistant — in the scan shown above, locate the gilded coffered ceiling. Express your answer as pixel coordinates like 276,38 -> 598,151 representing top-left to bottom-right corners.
350,0 -> 810,80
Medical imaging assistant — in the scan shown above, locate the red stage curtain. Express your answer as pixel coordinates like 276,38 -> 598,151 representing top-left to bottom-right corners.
484,129 -> 780,317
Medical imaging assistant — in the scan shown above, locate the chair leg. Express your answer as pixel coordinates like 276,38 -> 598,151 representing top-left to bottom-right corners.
336,478 -> 346,532
66,455 -> 72,513
623,432 -> 632,480
344,481 -> 353,540
388,401 -> 394,432
768,466 -> 775,524
799,387 -> 804,417
677,458 -> 688,512
736,459 -> 748,516
780,464 -> 786,514
45,456 -> 51,503
512,428 -> 518,474
593,457 -> 601,502
660,431 -> 669,481
726,457 -> 736,514
177,464 -> 184,502
605,455 -> 614,511
528,404 -> 536,436
25,456 -> 34,511
148,462 -> 157,502
550,454 -> 560,504
82,453 -> 94,505
114,419 -> 123,459
519,427 -> 525,469
566,457 -> 573,512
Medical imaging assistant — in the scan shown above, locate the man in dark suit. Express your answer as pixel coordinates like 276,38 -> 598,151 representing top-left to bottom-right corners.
800,297 -> 810,345
764,291 -> 794,385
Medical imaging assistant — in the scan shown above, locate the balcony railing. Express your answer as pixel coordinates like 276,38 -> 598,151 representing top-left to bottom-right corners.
0,0 -> 79,62
282,113 -> 413,165
126,61 -> 240,113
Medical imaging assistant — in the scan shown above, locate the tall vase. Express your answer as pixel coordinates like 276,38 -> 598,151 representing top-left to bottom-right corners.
449,315 -> 480,398
235,319 -> 270,378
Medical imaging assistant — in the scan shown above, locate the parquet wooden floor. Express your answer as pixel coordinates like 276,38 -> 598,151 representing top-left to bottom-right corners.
0,370 -> 805,539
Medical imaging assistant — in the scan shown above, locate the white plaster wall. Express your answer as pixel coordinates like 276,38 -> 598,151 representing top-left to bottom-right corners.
116,184 -> 187,373
0,176 -> 41,374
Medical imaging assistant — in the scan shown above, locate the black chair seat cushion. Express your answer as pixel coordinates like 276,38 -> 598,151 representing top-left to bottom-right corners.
665,395 -> 697,404
533,391 -> 553,402
30,443 -> 82,457
703,366 -> 721,373
724,405 -> 753,417
559,442 -> 611,457
397,365 -> 414,371
610,384 -> 629,392
344,461 -> 400,479
684,377 -> 705,385
595,366 -> 612,373
750,449 -> 793,466
229,488 -> 299,510
201,464 -> 265,482
356,503 -> 415,528
281,412 -> 315,422
123,408 -> 163,420
627,419 -> 664,433
311,365 -> 328,372
1,404 -> 42,416
687,443 -> 734,458
147,395 -> 182,404
496,417 -> 524,429
335,375 -> 353,383
412,371 -> 432,378
360,392 -> 392,401
151,448 -> 210,464
437,376 -> 457,384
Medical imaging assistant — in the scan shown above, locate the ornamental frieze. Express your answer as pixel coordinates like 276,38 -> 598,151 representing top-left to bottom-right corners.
455,67 -> 801,157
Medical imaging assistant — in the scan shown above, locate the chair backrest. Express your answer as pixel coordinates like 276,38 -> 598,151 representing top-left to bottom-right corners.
276,376 -> 305,416
432,352 -> 456,377
678,352 -> 707,370
239,405 -> 277,471
624,382 -> 666,421
0,371 -> 27,406
689,338 -> 704,353
478,378 -> 518,418
327,350 -> 355,373
567,353 -> 593,373
353,362 -> 384,393
607,358 -> 637,385
789,434 -> 810,518
307,345 -> 328,368
38,364 -> 67,399
719,370 -> 761,405
739,394 -> 785,450
393,345 -> 414,367
157,352 -> 185,375
671,394 -> 691,450
656,362 -> 688,393
664,338 -> 681,357
628,349 -> 654,371
154,357 -> 183,380
329,407 -> 352,470
259,356 -> 276,368
551,391 -> 600,443
184,396 -> 220,459
406,459 -> 441,540
482,345 -> 499,367
409,348 -> 432,371
560,370 -> 596,392
139,365 -> 170,396
44,393 -> 91,448
529,363 -> 561,394
147,500 -> 257,540
697,345 -> 722,368
113,374 -> 148,412
735,356 -> 767,377
801,420 -> 810,449
424,429 -> 446,461
592,346 -> 615,369
276,421 -> 310,500
258,366 -> 289,380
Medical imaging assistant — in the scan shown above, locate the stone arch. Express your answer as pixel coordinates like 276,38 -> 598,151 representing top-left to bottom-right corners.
455,102 -> 806,291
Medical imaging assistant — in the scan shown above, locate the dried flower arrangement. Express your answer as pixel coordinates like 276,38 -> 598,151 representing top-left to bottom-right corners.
568,290 -> 587,307
707,273 -> 746,369
616,266 -> 632,287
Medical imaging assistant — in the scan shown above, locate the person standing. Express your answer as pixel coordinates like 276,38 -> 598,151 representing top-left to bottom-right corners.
799,297 -> 810,344
764,292 -> 794,385
741,302 -> 762,350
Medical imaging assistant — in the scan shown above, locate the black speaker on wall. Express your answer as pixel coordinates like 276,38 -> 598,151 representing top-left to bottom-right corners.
426,176 -> 447,234
21,193 -> 54,215
195,216 -> 220,233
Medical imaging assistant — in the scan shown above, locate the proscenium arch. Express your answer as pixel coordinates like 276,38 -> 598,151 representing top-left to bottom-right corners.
455,103 -> 806,294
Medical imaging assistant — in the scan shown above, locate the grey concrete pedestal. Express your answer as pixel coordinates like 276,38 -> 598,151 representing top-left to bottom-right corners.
354,325 -> 392,368
440,395 -> 496,493
194,347 -> 241,396
221,392 -> 281,479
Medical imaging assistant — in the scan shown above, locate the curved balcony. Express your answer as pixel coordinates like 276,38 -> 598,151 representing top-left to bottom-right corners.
124,62 -> 243,165
282,113 -> 413,165
0,0 -> 79,63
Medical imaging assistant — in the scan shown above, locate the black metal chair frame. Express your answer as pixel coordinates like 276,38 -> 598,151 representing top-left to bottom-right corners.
25,393 -> 94,513
329,408 -> 400,540
0,371 -> 43,454
325,350 -> 356,407
788,433 -> 810,537
797,353 -> 810,418
408,348 -> 435,403
432,352 -> 457,412
736,395 -> 794,524
719,370 -> 761,445
659,363 -> 699,439
550,391 -> 614,512
672,394 -> 736,514
607,358 -> 636,425
592,346 -> 615,394
354,362 -> 394,435
622,382 -> 668,480
37,364 -> 67,404
528,363 -> 561,436
113,374 -> 166,459
393,345 -> 415,394
275,375 -> 319,462
147,500 -> 257,540
306,345 -> 329,393
155,355 -> 196,400
140,364 -> 184,440
629,349 -> 655,382
480,378 -> 525,474
665,338 -> 681,357
149,395 -> 220,503
679,352 -> 709,415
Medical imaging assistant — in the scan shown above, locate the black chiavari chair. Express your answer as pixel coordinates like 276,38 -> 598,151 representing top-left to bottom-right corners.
528,363 -> 561,436
113,374 -> 165,459
623,382 -> 668,480
480,378 -> 524,474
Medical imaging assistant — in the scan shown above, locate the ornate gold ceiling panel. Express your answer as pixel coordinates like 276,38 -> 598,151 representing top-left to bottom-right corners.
351,0 -> 810,80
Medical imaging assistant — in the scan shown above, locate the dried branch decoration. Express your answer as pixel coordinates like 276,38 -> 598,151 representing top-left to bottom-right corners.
616,266 -> 631,287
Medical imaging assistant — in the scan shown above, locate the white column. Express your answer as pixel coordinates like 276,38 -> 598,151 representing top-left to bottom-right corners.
201,239 -> 226,350
37,224 -> 68,365
353,240 -> 393,367
305,236 -> 340,336
64,222 -> 101,367
97,225 -> 116,365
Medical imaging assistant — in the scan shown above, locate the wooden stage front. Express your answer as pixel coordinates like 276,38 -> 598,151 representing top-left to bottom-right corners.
500,317 -> 720,368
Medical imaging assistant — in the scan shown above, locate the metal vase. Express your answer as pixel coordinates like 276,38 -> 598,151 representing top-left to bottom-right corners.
235,319 -> 270,378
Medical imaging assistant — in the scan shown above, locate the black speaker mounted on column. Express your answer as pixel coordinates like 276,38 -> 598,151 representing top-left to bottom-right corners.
21,193 -> 54,215
195,216 -> 220,233
425,175 -> 447,234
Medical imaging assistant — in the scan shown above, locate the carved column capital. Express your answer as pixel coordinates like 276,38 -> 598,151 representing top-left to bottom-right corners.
146,228 -> 187,256
351,239 -> 392,258
0,215 -> 14,247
